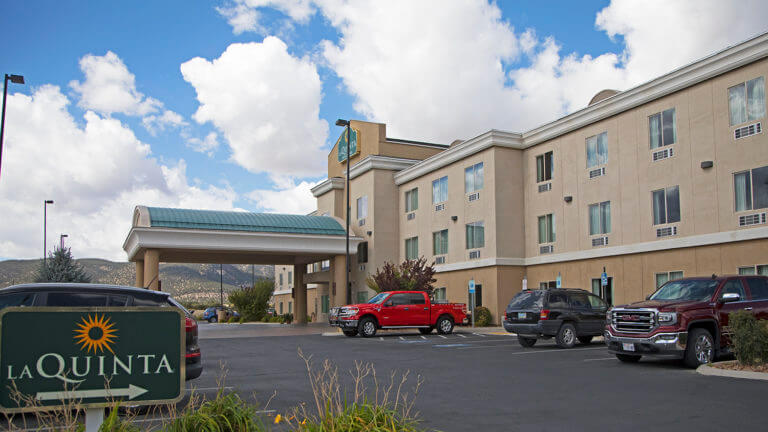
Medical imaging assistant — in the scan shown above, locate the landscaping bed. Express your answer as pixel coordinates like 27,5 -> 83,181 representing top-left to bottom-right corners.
710,360 -> 768,374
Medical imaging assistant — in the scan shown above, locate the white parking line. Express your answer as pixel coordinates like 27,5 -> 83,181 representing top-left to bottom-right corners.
457,346 -> 605,353
399,336 -> 405,340
420,335 -> 427,340
583,357 -> 616,362
472,333 -> 487,337
379,337 -> 384,341
438,335 -> 447,339
457,334 -> 467,338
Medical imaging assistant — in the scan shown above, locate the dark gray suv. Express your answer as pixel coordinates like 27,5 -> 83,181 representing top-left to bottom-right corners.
504,288 -> 608,348
0,283 -> 202,380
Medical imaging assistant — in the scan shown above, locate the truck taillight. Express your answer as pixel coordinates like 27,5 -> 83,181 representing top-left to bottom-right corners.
540,310 -> 550,320
503,312 -> 507,321
185,316 -> 197,333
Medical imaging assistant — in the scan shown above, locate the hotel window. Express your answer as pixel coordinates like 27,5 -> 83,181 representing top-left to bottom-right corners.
432,176 -> 448,203
465,162 -> 484,193
279,302 -> 283,314
734,166 -> 768,211
288,271 -> 292,285
356,196 -> 368,219
739,265 -> 768,276
536,151 -> 553,182
405,237 -> 419,260
586,132 -> 608,168
321,260 -> 330,271
405,188 -> 418,212
655,271 -> 684,289
729,76 -> 765,126
540,281 -> 557,289
649,108 -> 676,149
465,221 -> 485,249
433,229 -> 448,255
538,214 -> 555,243
356,291 -> 368,304
279,273 -> 283,286
433,287 -> 447,301
588,201 -> 611,235
289,301 -> 292,314
652,186 -> 680,225
357,241 -> 368,263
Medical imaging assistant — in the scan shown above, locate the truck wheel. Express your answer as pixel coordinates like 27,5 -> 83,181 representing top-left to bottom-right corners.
358,317 -> 377,338
555,323 -> 576,348
208,316 -> 217,323
436,316 -> 454,335
615,354 -> 641,363
685,328 -> 714,368
518,336 -> 537,347
577,336 -> 593,345
418,327 -> 433,335
343,329 -> 358,337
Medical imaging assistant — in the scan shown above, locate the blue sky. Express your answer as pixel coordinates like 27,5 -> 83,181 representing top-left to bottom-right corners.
0,0 -> 766,260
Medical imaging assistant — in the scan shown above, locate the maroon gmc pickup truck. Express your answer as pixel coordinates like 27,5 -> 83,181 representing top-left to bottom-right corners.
605,275 -> 768,367
329,290 -> 469,337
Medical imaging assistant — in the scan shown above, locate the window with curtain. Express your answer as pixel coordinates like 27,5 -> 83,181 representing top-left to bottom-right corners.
655,271 -> 683,289
536,151 -> 553,182
586,132 -> 608,168
739,265 -> 768,276
537,214 -> 555,244
652,186 -> 680,225
405,188 -> 418,212
729,76 -> 766,126
432,176 -> 448,203
649,108 -> 677,149
356,196 -> 368,219
357,242 -> 368,263
588,201 -> 611,235
465,162 -> 484,193
465,222 -> 485,249
405,237 -> 418,260
433,229 -> 448,255
433,287 -> 446,301
734,166 -> 768,211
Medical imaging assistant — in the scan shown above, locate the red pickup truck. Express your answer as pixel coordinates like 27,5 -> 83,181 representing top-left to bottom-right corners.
329,291 -> 469,337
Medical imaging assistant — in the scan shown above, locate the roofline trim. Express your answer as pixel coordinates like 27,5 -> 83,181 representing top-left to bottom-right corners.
350,155 -> 420,180
311,177 -> 345,197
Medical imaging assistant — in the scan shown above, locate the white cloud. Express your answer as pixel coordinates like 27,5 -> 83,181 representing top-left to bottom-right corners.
0,85 -> 237,260
180,36 -> 328,178
70,51 -> 161,116
186,132 -> 220,155
248,178 -> 320,214
217,0 -> 315,34
142,110 -> 188,135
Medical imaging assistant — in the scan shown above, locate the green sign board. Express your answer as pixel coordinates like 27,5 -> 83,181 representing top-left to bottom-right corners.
336,127 -> 360,163
0,307 -> 185,413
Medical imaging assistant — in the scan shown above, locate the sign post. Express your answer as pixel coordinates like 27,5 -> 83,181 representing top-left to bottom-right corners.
556,272 -> 562,289
0,307 -> 185,430
601,267 -> 608,299
468,279 -> 476,328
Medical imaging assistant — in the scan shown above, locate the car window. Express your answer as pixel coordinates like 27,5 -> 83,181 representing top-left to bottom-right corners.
547,292 -> 568,309
108,295 -> 129,306
0,292 -> 36,309
507,291 -> 545,309
745,278 -> 768,300
720,280 -> 746,300
569,293 -> 591,309
132,296 -> 167,307
389,294 -> 410,306
47,292 -> 108,307
587,295 -> 607,310
409,293 -> 426,305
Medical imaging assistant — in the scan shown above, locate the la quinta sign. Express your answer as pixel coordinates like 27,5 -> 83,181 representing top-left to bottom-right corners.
0,307 -> 185,412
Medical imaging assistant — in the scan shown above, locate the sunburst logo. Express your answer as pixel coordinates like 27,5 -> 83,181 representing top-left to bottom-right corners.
73,314 -> 118,354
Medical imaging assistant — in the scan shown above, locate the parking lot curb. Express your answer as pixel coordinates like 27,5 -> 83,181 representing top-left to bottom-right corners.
697,363 -> 768,381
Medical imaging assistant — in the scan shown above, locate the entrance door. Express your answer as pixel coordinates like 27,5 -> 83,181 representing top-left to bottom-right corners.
592,278 -> 613,305
468,284 -> 483,310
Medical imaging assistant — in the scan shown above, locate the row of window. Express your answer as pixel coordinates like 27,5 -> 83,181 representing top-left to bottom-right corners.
403,162 -> 486,212
404,222 -> 485,260
278,270 -> 293,287
533,75 -> 765,183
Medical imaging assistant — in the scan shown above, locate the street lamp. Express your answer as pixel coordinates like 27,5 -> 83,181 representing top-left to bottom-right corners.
0,74 -> 25,181
43,200 -> 54,265
335,118 -> 352,305
60,234 -> 68,249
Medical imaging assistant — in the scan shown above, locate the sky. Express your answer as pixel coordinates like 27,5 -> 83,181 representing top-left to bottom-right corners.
1,0 -> 767,261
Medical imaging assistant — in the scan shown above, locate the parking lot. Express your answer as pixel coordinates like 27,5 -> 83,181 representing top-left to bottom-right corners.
188,325 -> 768,432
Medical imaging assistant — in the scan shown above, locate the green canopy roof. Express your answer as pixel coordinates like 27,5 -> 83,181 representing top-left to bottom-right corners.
146,207 -> 346,236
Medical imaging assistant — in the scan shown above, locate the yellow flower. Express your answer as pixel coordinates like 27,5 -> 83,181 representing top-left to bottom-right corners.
301,419 -> 307,425
274,414 -> 282,424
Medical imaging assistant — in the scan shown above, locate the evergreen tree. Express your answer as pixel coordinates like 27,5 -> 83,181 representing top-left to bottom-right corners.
34,246 -> 92,283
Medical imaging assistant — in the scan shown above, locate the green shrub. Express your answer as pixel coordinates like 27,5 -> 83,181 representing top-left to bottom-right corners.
297,403 -> 426,432
238,316 -> 246,324
260,316 -> 269,323
729,310 -> 768,366
99,404 -> 140,432
282,313 -> 293,324
228,280 -> 274,322
473,306 -> 493,326
227,316 -> 238,323
162,391 -> 264,432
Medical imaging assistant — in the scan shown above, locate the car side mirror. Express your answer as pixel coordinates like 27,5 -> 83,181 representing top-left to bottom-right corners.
720,292 -> 740,303
645,294 -> 651,300
385,301 -> 393,307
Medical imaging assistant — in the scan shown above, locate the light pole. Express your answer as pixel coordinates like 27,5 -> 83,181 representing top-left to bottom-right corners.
43,200 -> 54,266
60,234 -> 68,249
335,119 -> 352,305
0,74 -> 25,181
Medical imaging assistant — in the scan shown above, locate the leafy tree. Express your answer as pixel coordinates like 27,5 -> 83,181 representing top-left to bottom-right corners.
228,279 -> 274,321
34,247 -> 92,283
365,257 -> 436,295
